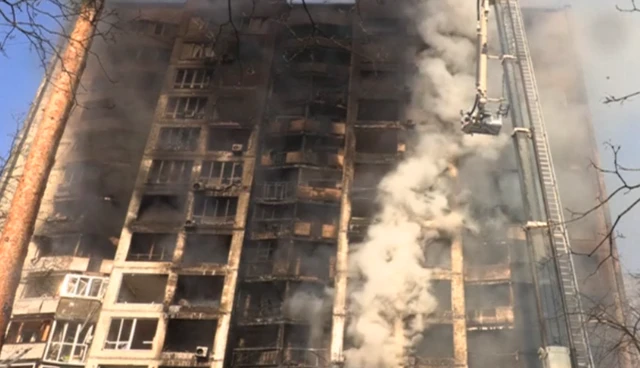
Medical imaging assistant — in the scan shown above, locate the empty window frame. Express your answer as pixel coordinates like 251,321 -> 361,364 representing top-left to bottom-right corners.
5,319 -> 52,344
147,160 -> 193,185
137,195 -> 185,221
60,163 -> 100,189
164,97 -> 207,119
465,283 -> 512,311
34,234 -> 96,258
104,318 -> 158,350
174,68 -> 214,89
215,97 -> 251,122
48,199 -> 84,222
192,195 -> 237,222
180,42 -> 215,60
44,321 -> 94,363
182,234 -> 232,265
173,275 -> 224,307
22,275 -> 64,298
200,161 -> 243,186
59,274 -> 108,299
156,127 -> 200,151
357,99 -> 400,121
163,319 -> 217,352
117,274 -> 168,304
127,233 -> 177,262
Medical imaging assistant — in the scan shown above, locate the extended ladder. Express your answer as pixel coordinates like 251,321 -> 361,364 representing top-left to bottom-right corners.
498,1 -> 594,367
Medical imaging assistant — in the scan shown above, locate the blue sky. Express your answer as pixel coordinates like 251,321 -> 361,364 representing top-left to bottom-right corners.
1,0 -> 639,272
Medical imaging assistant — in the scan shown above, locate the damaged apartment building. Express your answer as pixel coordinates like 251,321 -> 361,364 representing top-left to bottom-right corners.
0,1 -> 629,368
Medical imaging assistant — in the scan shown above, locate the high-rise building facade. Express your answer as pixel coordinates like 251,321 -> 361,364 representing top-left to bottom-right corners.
0,1 -> 630,368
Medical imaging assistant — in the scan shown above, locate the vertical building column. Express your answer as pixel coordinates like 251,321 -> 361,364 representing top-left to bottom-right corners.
211,128 -> 258,368
330,29 -> 358,365
451,234 -> 467,367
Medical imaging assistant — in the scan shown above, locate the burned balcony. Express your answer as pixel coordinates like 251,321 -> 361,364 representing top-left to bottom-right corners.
189,194 -> 238,227
117,274 -> 168,304
414,324 -> 454,365
423,238 -> 453,270
251,203 -> 339,240
126,233 -> 177,262
213,97 -> 255,126
207,128 -> 251,153
57,162 -> 101,196
463,236 -> 511,282
256,180 -> 341,204
267,116 -> 345,138
146,160 -> 193,188
45,199 -> 86,224
232,323 -> 328,367
194,160 -> 243,192
281,46 -> 351,76
137,195 -> 186,224
467,329 -> 518,367
272,75 -> 348,107
358,69 -> 409,99
162,319 -> 217,355
261,135 -> 344,169
356,99 -> 401,124
242,240 -> 334,282
355,129 -> 405,163
155,127 -> 201,152
465,283 -> 514,327
32,233 -> 116,260
22,273 -> 65,299
181,234 -> 232,265
429,280 -> 452,321
172,275 -> 224,309
5,318 -> 52,344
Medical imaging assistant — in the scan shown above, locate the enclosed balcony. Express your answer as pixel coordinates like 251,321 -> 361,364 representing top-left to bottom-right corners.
242,240 -> 335,283
250,203 -> 338,241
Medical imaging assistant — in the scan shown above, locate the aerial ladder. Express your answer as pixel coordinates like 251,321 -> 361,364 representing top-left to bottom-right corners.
461,1 -> 594,367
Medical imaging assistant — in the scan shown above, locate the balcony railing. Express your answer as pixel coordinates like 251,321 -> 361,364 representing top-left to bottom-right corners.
232,348 -> 327,367
251,219 -> 337,240
243,260 -> 330,281
256,182 -> 341,202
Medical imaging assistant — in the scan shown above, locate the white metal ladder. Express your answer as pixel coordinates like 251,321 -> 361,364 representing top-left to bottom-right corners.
501,1 -> 594,367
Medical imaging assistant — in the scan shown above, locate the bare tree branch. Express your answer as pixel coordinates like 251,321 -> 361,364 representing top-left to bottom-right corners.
616,0 -> 640,12
604,90 -> 640,104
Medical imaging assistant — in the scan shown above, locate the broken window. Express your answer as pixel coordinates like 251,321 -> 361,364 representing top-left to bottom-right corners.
60,274 -> 108,299
156,127 -> 200,151
180,42 -> 215,60
253,205 -> 292,221
431,280 -> 452,312
285,47 -> 351,65
137,195 -> 185,222
22,274 -> 64,298
174,68 -> 214,89
239,284 -> 284,320
300,168 -> 342,188
462,236 -> 509,266
60,163 -> 100,190
465,283 -> 511,311
147,160 -> 193,185
192,195 -> 237,223
164,97 -> 207,119
117,274 -> 168,304
47,199 -> 84,223
182,234 -> 232,265
5,319 -> 52,344
415,324 -> 453,358
355,130 -> 398,154
173,275 -> 224,307
215,97 -> 252,123
234,326 -> 279,349
423,238 -> 452,269
33,234 -> 108,258
357,99 -> 400,121
45,320 -> 94,363
200,161 -> 243,186
207,128 -> 250,151
127,233 -> 177,262
163,319 -> 217,352
467,329 -> 516,357
104,318 -> 158,350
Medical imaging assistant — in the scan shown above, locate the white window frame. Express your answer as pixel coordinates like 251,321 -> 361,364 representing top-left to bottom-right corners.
43,321 -> 94,364
104,319 -> 154,350
59,274 -> 108,300
174,68 -> 213,89
200,161 -> 243,186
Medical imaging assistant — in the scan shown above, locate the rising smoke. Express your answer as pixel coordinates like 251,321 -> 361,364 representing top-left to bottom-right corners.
344,0 -> 509,367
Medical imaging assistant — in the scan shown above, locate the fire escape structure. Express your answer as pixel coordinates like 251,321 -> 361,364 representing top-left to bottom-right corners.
464,0 -> 594,367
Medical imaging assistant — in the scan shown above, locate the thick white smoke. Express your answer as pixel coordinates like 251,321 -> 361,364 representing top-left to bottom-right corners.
344,1 -> 508,367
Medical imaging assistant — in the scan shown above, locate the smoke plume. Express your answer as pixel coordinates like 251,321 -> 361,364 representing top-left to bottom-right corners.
344,0 -> 508,367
